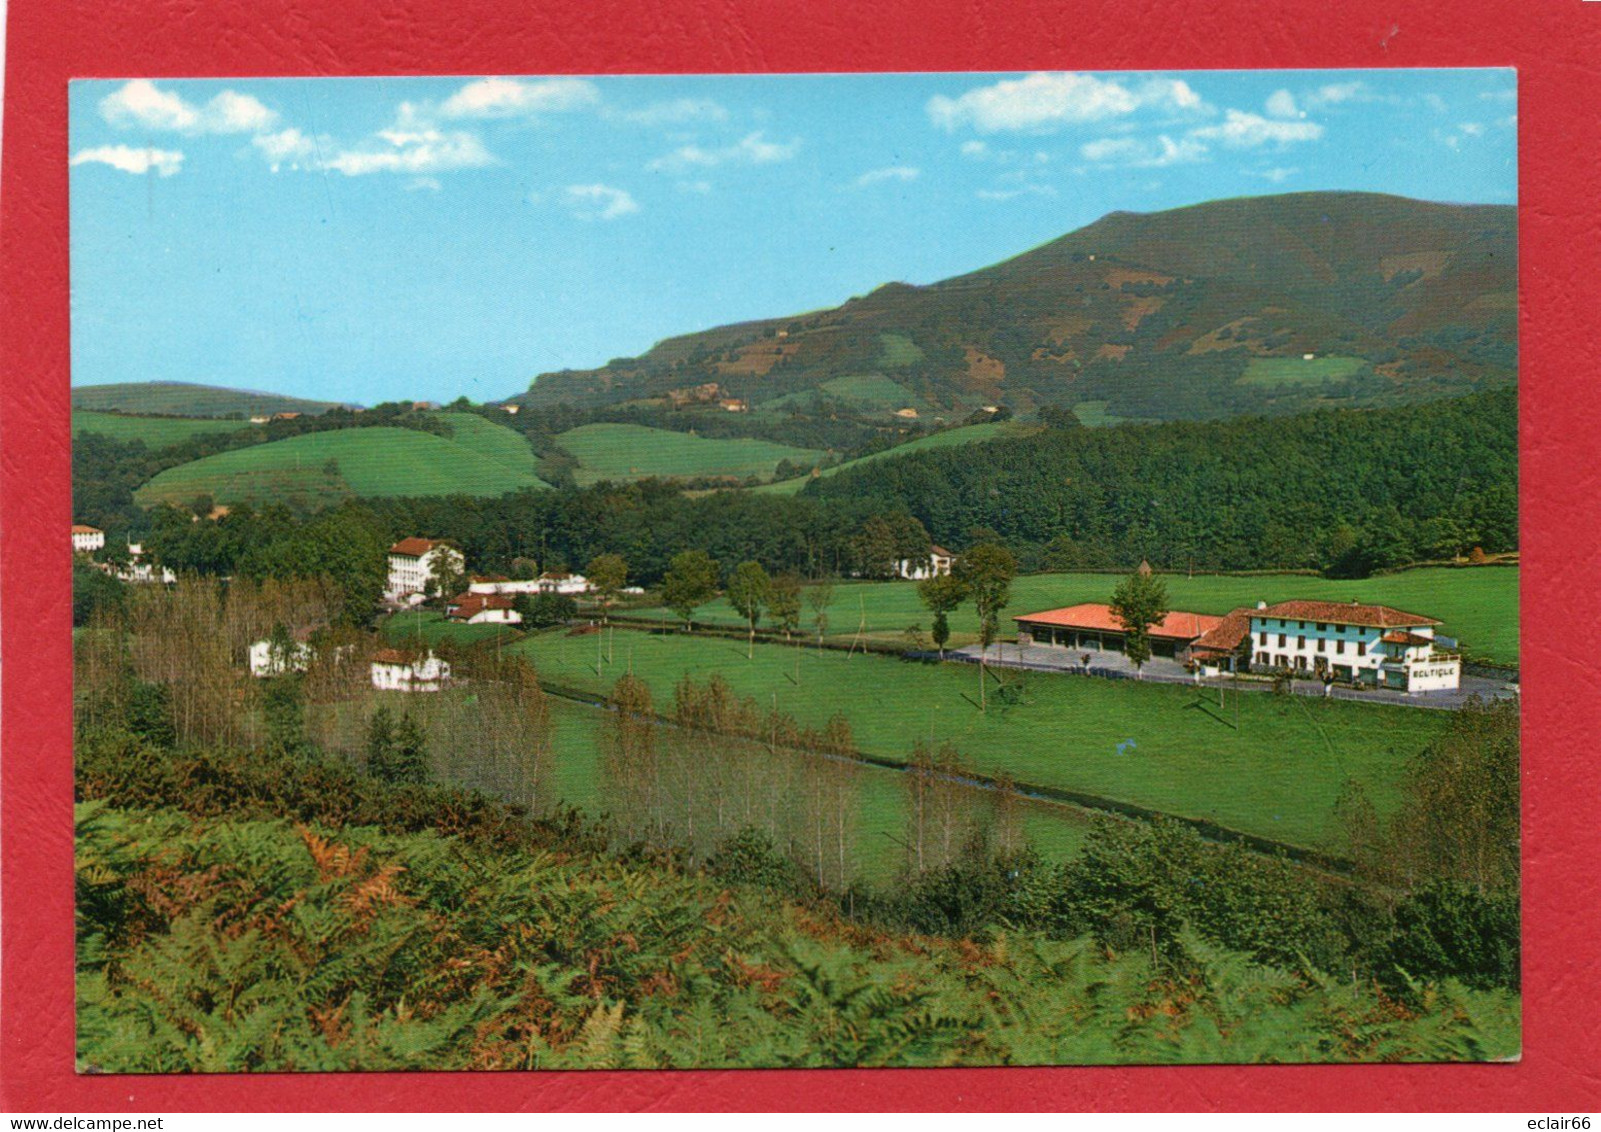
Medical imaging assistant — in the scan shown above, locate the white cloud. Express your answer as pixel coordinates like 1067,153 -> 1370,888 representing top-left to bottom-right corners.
1080,134 -> 1206,167
976,184 -> 1057,201
1190,109 -> 1322,148
71,144 -> 184,177
1423,93 -> 1450,114
1459,121 -> 1485,137
613,98 -> 728,126
562,183 -> 639,220
647,131 -> 799,172
1306,81 -> 1367,108
406,177 -> 443,192
1250,166 -> 1299,184
1265,89 -> 1302,119
960,139 -> 988,158
251,128 -> 322,171
99,80 -> 277,135
928,72 -> 1208,133
322,126 -> 494,176
854,165 -> 919,187
439,77 -> 600,119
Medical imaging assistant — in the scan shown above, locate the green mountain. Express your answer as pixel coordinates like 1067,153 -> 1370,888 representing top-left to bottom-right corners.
517,192 -> 1515,423
71,381 -> 352,418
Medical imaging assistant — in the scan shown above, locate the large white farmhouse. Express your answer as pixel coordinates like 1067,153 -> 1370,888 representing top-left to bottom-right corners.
385,538 -> 465,605
446,592 -> 522,625
370,648 -> 452,693
537,571 -> 590,595
1248,599 -> 1460,692
467,574 -> 542,596
247,632 -> 316,678
72,525 -> 105,553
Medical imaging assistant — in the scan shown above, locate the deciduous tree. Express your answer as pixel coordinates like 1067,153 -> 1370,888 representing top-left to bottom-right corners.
1109,566 -> 1170,678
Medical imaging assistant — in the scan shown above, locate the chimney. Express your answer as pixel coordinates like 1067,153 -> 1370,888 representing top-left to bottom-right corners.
1255,600 -> 1267,610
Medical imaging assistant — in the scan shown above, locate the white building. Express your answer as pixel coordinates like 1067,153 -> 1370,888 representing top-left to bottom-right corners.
370,648 -> 452,693
894,545 -> 955,581
247,634 -> 315,678
1248,599 -> 1460,693
72,525 -> 105,553
537,571 -> 590,595
386,538 -> 466,605
467,574 -> 542,596
446,592 -> 522,625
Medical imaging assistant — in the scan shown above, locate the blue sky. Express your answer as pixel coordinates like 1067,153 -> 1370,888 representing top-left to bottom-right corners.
69,70 -> 1516,406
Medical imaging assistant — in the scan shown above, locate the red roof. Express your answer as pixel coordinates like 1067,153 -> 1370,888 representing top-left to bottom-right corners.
1256,600 -> 1440,629
71,524 -> 102,534
389,537 -> 438,557
930,545 -> 954,559
1380,630 -> 1436,647
372,648 -> 418,665
1190,608 -> 1255,655
1013,602 -> 1223,641
472,573 -> 509,583
447,592 -> 515,620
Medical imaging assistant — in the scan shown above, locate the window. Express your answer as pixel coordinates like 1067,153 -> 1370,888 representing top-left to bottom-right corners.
1317,623 -> 1327,632
1295,655 -> 1307,670
1336,640 -> 1345,655
1278,633 -> 1286,647
1317,639 -> 1326,652
1357,641 -> 1366,657
1257,651 -> 1268,664
1259,632 -> 1268,646
1298,635 -> 1306,649
1299,621 -> 1307,630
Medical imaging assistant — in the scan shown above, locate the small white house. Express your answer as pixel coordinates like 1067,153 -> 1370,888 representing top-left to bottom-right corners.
894,545 -> 955,581
72,525 -> 105,553
248,633 -> 315,678
446,592 -> 522,625
386,538 -> 466,604
538,571 -> 590,595
370,648 -> 452,693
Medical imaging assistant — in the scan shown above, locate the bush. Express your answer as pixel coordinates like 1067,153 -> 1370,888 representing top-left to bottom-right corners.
1380,881 -> 1520,994
707,828 -> 808,895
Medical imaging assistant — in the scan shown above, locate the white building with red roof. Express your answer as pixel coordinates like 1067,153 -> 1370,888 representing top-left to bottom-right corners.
894,544 -> 955,581
385,537 -> 465,605
72,524 -> 105,553
370,648 -> 451,693
1247,599 -> 1459,692
445,591 -> 522,625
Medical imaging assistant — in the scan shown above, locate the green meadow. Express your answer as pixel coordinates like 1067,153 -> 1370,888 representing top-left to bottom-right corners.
555,422 -> 825,486
72,410 -> 256,449
756,419 -> 1037,495
628,565 -> 1521,666
512,625 -> 1446,850
134,425 -> 551,509
1238,355 -> 1368,387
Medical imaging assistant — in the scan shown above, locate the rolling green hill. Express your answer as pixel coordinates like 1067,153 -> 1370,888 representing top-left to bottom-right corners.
756,419 -> 1037,495
518,192 -> 1515,423
425,411 -> 544,477
72,382 -> 348,418
72,410 -> 257,448
134,426 -> 551,509
555,422 -> 825,486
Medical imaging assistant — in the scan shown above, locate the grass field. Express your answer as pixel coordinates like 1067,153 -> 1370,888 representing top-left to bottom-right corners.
426,411 -> 542,477
134,426 -> 552,509
1238,356 -> 1368,387
513,626 -> 1445,851
540,698 -> 1089,882
381,609 -> 522,649
555,423 -> 825,486
630,566 -> 1520,666
756,420 -> 1038,495
72,410 -> 257,448
71,381 -> 344,417
757,374 -> 923,416
878,332 -> 925,368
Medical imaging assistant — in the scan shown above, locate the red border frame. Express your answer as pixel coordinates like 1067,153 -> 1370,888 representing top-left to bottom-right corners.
5,0 -> 1600,1112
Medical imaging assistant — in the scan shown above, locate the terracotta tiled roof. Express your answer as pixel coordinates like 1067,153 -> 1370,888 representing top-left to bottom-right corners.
1190,608 -> 1255,655
448,592 -> 514,620
71,524 -> 102,534
1013,602 -> 1223,641
389,537 -> 438,557
930,545 -> 954,559
1380,630 -> 1437,647
1256,600 -> 1440,629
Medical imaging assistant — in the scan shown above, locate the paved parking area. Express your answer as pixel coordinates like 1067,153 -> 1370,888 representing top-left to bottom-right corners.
943,642 -> 1517,710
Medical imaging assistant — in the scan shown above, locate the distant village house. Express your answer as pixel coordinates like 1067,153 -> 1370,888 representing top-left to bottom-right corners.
894,544 -> 955,581
446,592 -> 522,625
72,525 -> 105,553
247,630 -> 316,678
370,648 -> 451,693
537,571 -> 590,595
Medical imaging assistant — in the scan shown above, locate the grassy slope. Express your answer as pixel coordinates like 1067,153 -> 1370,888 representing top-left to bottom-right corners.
72,410 -> 256,448
134,427 -> 551,508
71,382 -> 344,417
426,411 -> 543,477
629,566 -> 1520,666
756,420 -> 1037,495
513,626 -> 1446,850
556,423 -> 824,486
1239,356 -> 1368,387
